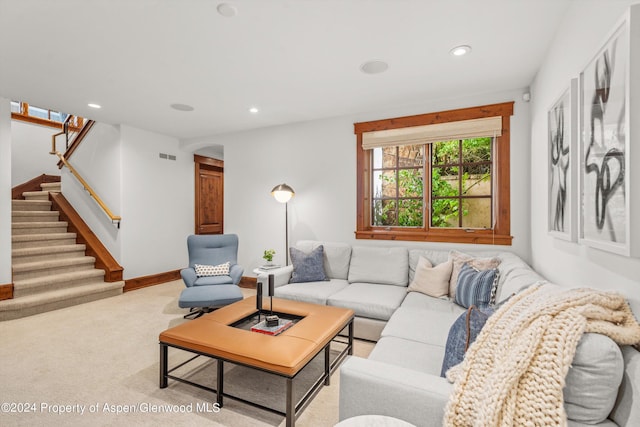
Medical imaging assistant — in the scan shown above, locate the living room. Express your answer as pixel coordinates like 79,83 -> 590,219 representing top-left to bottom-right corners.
1,0 -> 640,426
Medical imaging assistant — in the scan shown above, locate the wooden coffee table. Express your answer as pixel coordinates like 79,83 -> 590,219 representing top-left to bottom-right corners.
159,296 -> 354,427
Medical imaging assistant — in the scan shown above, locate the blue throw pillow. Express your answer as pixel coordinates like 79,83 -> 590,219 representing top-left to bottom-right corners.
440,305 -> 494,377
454,263 -> 499,309
289,245 -> 327,283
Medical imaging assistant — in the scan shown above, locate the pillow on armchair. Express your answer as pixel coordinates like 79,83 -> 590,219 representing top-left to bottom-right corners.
194,262 -> 231,277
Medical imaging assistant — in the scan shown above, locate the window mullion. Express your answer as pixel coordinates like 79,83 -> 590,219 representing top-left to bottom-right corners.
425,143 -> 430,231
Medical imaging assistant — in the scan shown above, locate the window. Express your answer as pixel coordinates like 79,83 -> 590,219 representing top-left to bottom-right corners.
355,102 -> 513,245
10,101 -> 83,131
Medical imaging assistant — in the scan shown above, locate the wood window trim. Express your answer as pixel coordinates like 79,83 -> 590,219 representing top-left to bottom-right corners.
354,101 -> 514,245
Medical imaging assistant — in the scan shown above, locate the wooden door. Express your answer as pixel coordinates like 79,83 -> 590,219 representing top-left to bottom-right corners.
194,155 -> 223,234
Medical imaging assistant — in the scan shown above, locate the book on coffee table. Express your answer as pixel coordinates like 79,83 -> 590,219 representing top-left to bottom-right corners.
251,319 -> 293,336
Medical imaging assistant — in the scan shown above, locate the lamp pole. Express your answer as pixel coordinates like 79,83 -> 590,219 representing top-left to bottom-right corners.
271,183 -> 295,266
285,201 -> 290,265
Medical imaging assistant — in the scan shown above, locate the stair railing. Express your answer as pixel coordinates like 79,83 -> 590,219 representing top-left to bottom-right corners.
50,125 -> 121,228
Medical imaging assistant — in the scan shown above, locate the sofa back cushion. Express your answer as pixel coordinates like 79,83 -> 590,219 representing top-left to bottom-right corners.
348,246 -> 408,286
564,333 -> 624,424
492,252 -> 546,303
610,346 -> 640,426
295,240 -> 351,280
409,249 -> 450,283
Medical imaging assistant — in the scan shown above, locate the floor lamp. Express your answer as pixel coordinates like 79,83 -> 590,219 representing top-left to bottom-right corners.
271,183 -> 295,265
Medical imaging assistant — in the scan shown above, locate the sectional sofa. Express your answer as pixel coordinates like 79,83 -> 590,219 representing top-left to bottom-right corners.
257,240 -> 640,426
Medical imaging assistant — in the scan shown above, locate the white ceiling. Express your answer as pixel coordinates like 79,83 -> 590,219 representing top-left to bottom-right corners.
0,0 -> 571,140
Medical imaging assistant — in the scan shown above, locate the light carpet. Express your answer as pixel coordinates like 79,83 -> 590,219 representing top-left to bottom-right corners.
0,280 -> 374,427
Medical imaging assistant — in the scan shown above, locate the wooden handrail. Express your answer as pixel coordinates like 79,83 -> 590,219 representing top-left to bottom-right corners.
55,152 -> 122,226
51,132 -> 121,227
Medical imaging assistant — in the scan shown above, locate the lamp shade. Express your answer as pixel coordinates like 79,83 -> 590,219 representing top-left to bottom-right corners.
271,183 -> 295,203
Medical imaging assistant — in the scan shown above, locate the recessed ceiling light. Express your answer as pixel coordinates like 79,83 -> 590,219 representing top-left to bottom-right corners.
217,3 -> 237,17
450,45 -> 472,57
249,107 -> 259,114
170,103 -> 194,112
88,103 -> 101,109
360,60 -> 389,75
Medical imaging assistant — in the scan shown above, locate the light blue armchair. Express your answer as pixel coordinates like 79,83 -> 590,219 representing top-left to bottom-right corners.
179,234 -> 244,318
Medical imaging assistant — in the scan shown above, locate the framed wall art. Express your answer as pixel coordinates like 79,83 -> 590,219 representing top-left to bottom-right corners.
548,79 -> 577,241
579,6 -> 639,257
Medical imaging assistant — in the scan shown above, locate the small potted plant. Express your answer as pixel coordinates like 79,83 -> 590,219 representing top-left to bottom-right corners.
263,249 -> 276,266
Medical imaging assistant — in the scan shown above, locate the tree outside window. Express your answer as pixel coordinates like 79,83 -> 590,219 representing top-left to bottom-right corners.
372,138 -> 492,229
355,102 -> 513,245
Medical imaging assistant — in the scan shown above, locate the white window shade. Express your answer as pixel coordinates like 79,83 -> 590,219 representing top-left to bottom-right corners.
362,116 -> 502,150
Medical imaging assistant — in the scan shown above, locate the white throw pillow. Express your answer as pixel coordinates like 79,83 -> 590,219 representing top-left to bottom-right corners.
407,256 -> 452,298
194,262 -> 230,277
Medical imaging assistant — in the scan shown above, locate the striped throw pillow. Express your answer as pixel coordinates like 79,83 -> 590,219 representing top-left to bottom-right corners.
194,262 -> 230,277
454,263 -> 499,309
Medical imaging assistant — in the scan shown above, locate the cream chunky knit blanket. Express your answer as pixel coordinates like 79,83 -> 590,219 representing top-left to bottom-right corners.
443,284 -> 640,427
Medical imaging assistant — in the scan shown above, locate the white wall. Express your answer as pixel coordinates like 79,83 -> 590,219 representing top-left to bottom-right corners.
11,121 -> 61,185
61,123 -> 122,259
119,125 -> 193,279
0,98 -> 11,284
60,124 -> 193,280
530,0 -> 640,314
204,88 -> 532,272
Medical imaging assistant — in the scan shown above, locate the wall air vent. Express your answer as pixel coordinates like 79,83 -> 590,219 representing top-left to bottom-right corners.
159,153 -> 177,161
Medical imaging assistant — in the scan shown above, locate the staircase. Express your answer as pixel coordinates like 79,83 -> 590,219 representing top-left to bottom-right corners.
1,182 -> 125,321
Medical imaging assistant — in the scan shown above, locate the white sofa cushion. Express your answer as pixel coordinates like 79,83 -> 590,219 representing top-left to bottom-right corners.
368,336 -> 445,376
328,282 -> 407,321
381,307 -> 461,347
348,246 -> 408,286
296,240 -> 352,280
564,333 -> 624,424
408,249 -> 451,283
400,291 -> 466,316
273,279 -> 349,305
493,252 -> 545,302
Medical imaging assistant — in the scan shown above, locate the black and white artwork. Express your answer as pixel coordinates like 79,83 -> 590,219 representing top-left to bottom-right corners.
580,21 -> 629,254
548,80 -> 577,241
